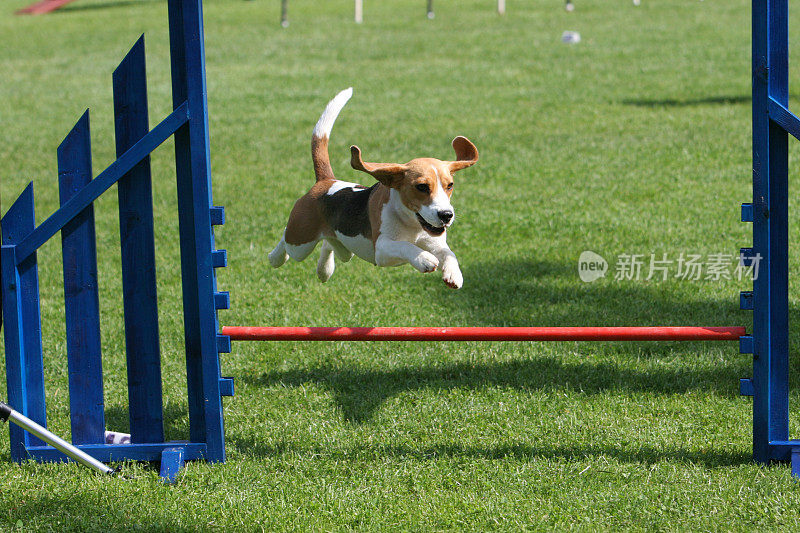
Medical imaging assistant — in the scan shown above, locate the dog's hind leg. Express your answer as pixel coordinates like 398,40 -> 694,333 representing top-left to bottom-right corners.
269,234 -> 290,268
317,240 -> 336,282
284,237 -> 320,262
326,238 -> 354,263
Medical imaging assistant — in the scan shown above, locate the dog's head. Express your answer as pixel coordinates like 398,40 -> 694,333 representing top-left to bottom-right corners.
350,136 -> 478,235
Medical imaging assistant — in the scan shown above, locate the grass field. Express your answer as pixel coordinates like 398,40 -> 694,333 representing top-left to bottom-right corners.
3,0 -> 800,530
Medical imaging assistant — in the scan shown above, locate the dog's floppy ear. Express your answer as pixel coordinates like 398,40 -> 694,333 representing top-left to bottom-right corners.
448,136 -> 479,173
351,145 -> 408,187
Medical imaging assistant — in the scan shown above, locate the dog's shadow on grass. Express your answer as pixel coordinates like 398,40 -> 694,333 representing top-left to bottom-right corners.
244,354 -> 744,424
228,437 -> 751,471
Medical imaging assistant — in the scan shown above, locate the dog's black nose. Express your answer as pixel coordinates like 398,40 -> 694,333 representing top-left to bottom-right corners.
438,210 -> 454,224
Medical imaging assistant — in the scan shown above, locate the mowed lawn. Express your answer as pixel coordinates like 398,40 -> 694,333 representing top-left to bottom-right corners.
3,0 -> 800,529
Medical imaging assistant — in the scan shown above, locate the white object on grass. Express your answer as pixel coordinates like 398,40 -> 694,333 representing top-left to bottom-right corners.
104,430 -> 132,445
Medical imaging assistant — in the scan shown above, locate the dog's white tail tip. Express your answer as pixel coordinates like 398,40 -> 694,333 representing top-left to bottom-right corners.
313,87 -> 353,139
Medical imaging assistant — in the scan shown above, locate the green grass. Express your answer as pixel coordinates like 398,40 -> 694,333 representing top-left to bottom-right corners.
3,0 -> 800,529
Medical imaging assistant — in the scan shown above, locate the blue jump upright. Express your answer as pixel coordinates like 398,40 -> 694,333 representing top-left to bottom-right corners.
745,0 -> 800,474
1,0 -> 231,482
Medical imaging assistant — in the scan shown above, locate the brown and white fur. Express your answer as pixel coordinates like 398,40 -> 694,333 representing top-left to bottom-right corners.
268,88 -> 478,289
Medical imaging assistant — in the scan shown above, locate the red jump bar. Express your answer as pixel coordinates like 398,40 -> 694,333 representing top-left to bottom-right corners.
221,326 -> 746,342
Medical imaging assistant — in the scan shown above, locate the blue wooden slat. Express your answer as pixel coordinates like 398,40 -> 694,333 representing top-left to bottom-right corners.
211,249 -> 227,268
216,335 -> 230,354
2,245 -> 31,459
25,442 -> 206,463
209,206 -> 225,226
214,291 -> 230,310
113,35 -> 164,445
218,378 -> 234,397
764,0 -> 790,464
740,203 -> 753,222
768,97 -> 800,142
57,111 -> 105,445
740,247 -> 755,267
739,335 -> 754,355
740,378 -> 755,397
752,0 -> 769,464
767,439 -> 800,447
168,0 -> 227,463
15,102 -> 189,264
740,291 -> 754,311
2,185 -> 47,449
159,446 -> 186,483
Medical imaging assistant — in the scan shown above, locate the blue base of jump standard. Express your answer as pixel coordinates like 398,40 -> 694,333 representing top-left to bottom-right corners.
1,0 -> 230,483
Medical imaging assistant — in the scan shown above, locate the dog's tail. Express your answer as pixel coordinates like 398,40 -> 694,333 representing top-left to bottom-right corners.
312,87 -> 353,182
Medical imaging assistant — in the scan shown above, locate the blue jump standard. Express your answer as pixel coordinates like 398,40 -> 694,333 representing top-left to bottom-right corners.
749,0 -> 800,476
1,0 -> 229,483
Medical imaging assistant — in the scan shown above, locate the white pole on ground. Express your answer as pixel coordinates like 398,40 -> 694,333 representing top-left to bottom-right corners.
355,0 -> 363,23
497,0 -> 505,15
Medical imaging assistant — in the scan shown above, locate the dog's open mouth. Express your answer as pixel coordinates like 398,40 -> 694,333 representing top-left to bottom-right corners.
416,213 -> 446,236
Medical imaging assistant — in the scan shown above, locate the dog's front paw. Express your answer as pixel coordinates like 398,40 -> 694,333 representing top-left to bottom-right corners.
442,265 -> 463,289
412,251 -> 439,273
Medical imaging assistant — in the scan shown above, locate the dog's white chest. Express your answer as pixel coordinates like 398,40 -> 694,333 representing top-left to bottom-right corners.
334,231 -> 375,263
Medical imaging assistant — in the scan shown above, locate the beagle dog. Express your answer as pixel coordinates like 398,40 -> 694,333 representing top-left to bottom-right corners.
269,88 -> 478,289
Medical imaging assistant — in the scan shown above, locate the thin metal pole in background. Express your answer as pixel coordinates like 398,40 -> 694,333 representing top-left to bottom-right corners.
354,0 -> 362,23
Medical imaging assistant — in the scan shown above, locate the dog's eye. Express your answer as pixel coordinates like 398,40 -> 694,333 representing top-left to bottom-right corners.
446,182 -> 454,190
415,183 -> 430,193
